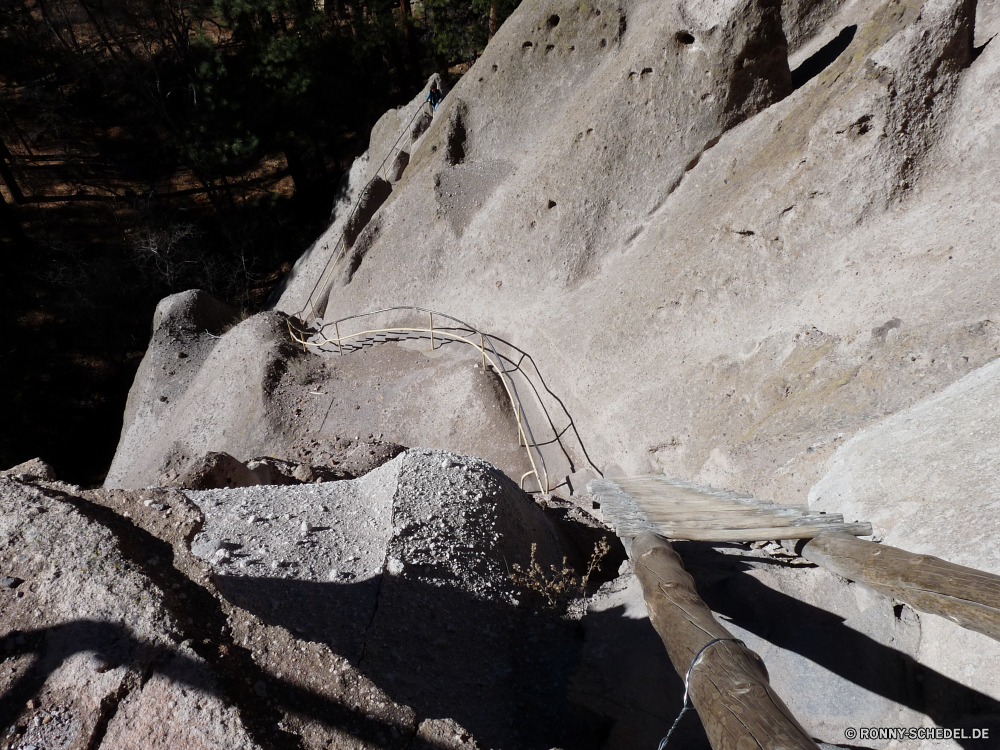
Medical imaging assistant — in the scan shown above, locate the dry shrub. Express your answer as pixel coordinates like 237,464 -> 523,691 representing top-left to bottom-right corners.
511,537 -> 611,609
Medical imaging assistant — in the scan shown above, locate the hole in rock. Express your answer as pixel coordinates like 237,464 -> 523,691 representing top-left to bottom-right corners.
547,14 -> 560,29
492,63 -> 498,71
547,200 -> 557,209
522,41 -> 533,48
640,67 -> 652,76
546,44 -> 555,52
676,30 -> 695,45
791,25 -> 857,89
599,38 -> 606,48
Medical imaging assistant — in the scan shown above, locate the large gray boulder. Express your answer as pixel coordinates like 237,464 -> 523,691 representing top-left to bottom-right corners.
0,478 -> 264,750
182,448 -> 601,748
106,298 -> 532,489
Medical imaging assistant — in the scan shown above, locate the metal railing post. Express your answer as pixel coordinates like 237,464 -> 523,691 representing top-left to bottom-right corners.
429,312 -> 435,351
334,321 -> 343,356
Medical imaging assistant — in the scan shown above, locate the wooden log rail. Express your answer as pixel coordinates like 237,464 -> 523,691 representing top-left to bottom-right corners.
800,533 -> 1000,642
631,533 -> 819,750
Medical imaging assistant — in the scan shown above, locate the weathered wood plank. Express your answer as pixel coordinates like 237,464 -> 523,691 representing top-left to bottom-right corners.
612,522 -> 872,543
640,513 -> 845,529
590,476 -> 872,542
631,533 -> 819,750
800,533 -> 1000,642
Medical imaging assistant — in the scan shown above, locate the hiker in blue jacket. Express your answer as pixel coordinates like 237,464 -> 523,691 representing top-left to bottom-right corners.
427,82 -> 443,112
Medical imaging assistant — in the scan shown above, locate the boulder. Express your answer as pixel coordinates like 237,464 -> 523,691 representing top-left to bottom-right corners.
163,451 -> 262,490
106,316 -> 531,491
810,356 -> 1000,714
245,456 -> 302,485
0,477 -> 263,750
184,449 -> 604,748
1,458 -> 56,482
385,149 -> 410,182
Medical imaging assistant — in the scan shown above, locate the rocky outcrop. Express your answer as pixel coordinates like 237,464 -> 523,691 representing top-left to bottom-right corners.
91,0 -> 1000,743
0,458 -> 57,482
106,289 -> 532,490
0,451 -> 623,749
0,477 -> 264,750
255,0 -> 1000,739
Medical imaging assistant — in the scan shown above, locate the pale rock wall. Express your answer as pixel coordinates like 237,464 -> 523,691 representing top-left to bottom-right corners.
269,0 -> 1000,738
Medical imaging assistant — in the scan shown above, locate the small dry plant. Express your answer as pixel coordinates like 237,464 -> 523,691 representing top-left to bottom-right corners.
286,354 -> 317,386
220,306 -> 253,334
511,537 -> 611,608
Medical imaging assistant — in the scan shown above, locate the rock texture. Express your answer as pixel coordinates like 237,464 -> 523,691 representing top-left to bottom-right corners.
810,356 -> 1000,721
1,453 -> 621,749
274,0 -> 998,508
106,289 -> 530,489
0,477 -> 263,750
93,0 -> 1000,744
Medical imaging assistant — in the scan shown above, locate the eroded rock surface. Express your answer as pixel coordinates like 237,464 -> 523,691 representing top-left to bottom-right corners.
106,290 -> 529,490
184,449 -> 604,748
0,478 -> 263,750
1,453 -> 621,750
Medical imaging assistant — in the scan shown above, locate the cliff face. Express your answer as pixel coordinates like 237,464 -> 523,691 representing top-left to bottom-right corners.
83,0 -> 1000,743
279,0 -> 996,505
267,0 -> 1000,731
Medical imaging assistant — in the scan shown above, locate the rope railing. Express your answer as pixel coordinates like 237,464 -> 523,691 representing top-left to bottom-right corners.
292,100 -> 432,322
286,306 -> 578,493
279,89 -> 603,494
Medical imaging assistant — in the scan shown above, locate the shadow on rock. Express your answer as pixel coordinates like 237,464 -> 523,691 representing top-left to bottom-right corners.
216,572 -> 611,750
679,544 -> 1000,749
568,591 -> 712,750
0,619 -> 470,749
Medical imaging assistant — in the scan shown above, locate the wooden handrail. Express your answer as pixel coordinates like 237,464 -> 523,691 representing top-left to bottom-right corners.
632,532 -> 819,750
800,532 -> 1000,642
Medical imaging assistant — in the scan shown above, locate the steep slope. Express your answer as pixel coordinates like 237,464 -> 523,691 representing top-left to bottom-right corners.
269,0 -> 1000,734
279,0 -> 992,499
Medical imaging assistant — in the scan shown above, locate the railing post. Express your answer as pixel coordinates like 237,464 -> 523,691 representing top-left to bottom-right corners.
429,312 -> 435,351
632,533 -> 820,750
334,321 -> 343,356
480,333 -> 487,369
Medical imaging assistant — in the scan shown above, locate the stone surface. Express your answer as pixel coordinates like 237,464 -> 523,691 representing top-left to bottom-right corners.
810,356 -> 1000,719
181,449 -> 605,748
95,0 -> 1000,742
273,0 -> 995,509
106,297 -> 531,489
260,0 -> 1000,729
0,458 -> 56,482
163,450 -> 262,490
0,477 -> 264,750
2,457 -> 621,749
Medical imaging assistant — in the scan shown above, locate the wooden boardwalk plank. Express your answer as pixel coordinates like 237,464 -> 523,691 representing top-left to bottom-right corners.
590,476 -> 872,542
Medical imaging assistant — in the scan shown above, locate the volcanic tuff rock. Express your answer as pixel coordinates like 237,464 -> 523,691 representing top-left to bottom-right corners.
274,0 -> 997,509
0,477 -> 263,750
264,0 -> 1000,738
93,0 -> 1000,743
2,451 -> 627,749
106,287 -> 530,489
